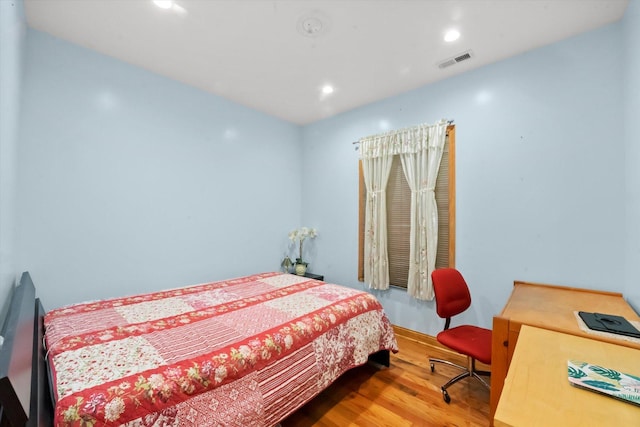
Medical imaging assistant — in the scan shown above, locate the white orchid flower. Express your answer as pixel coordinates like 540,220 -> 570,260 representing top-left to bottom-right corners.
287,228 -> 318,264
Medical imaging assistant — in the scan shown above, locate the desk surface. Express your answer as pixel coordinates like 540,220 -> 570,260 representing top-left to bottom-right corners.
490,282 -> 640,424
494,325 -> 640,427
500,282 -> 640,348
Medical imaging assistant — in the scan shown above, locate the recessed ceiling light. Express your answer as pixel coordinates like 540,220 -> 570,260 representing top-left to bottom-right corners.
153,0 -> 174,9
322,85 -> 334,95
444,29 -> 460,42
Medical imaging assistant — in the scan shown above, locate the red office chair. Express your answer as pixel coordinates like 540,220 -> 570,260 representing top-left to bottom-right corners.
428,268 -> 492,403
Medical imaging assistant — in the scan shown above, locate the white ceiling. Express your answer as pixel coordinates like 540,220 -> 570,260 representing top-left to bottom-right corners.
24,0 -> 629,125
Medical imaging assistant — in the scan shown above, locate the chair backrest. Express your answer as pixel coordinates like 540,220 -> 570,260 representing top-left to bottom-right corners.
432,268 -> 472,328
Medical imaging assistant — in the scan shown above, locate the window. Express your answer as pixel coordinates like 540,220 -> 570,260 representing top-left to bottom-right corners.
358,125 -> 456,287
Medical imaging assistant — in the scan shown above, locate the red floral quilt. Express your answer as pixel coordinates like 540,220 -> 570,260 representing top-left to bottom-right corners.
44,272 -> 398,426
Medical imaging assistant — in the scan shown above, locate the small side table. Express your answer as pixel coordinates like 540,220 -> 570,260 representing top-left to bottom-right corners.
302,272 -> 324,281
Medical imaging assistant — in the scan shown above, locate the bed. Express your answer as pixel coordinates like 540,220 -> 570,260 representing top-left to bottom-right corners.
0,271 -> 398,426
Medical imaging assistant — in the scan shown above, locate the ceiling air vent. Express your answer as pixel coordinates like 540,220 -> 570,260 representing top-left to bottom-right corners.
438,50 -> 474,69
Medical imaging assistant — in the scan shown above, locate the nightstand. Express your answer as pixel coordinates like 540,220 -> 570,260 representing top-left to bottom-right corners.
302,272 -> 324,281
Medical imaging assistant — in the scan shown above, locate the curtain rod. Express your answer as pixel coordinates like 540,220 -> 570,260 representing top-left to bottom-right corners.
352,119 -> 454,149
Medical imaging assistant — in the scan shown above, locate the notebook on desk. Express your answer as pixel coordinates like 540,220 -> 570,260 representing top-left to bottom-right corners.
578,311 -> 640,338
568,360 -> 640,407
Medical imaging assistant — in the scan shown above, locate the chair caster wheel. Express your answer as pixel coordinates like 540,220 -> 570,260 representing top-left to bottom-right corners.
430,363 -> 435,372
442,389 -> 451,404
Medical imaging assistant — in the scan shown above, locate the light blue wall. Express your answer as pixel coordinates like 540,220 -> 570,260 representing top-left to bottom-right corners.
0,0 -> 25,319
623,0 -> 640,312
16,30 -> 302,311
302,23 -> 626,335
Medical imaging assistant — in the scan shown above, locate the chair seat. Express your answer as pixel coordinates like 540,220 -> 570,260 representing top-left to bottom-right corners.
437,325 -> 492,365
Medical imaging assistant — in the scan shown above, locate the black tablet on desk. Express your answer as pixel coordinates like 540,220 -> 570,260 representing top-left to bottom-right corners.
578,311 -> 640,338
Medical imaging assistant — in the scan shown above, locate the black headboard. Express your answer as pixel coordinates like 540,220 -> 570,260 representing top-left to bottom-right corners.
0,272 -> 52,426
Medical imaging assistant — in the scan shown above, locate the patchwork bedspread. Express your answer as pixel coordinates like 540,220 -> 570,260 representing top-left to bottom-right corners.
44,272 -> 398,426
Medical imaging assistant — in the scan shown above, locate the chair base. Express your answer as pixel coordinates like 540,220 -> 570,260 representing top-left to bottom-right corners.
429,356 -> 490,404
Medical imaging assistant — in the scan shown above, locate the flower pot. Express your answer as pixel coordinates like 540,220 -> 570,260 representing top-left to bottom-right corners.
295,263 -> 307,276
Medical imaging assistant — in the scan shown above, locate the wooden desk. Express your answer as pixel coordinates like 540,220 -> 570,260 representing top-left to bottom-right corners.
490,281 -> 640,422
494,325 -> 640,426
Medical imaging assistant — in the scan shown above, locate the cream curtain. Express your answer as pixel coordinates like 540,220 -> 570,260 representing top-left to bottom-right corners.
399,121 -> 448,300
359,119 -> 448,298
360,135 -> 395,290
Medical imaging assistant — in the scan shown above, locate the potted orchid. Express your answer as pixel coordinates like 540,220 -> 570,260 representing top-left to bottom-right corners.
288,227 -> 318,275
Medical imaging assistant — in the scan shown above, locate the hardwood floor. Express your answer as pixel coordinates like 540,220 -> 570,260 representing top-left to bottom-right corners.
281,327 -> 490,427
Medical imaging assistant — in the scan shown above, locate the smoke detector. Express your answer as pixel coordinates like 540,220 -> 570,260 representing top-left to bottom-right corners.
438,50 -> 474,69
297,11 -> 331,38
